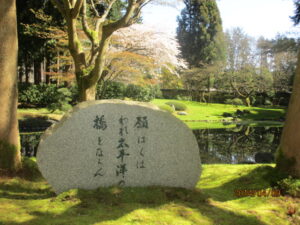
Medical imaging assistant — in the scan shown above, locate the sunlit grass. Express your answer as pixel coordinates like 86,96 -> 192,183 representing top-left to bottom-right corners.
151,99 -> 286,129
17,99 -> 286,130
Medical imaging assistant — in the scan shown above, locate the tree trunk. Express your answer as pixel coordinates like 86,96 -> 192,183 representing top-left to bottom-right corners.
276,50 -> 300,178
78,80 -> 97,102
0,0 -> 21,172
243,97 -> 251,107
33,60 -> 42,84
45,56 -> 51,84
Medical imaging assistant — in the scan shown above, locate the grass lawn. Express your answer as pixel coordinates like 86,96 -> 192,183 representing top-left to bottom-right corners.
151,99 -> 285,129
17,99 -> 286,130
0,161 -> 299,225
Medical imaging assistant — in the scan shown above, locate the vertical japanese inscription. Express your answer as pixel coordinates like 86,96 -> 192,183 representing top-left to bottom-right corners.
116,116 -> 130,186
93,115 -> 107,177
135,116 -> 148,169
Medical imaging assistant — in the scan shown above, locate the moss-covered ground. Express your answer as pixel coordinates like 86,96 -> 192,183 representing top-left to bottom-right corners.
0,160 -> 299,225
151,99 -> 285,129
18,108 -> 63,121
17,99 -> 286,130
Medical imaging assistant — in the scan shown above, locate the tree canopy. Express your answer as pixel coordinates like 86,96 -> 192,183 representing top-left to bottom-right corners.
177,0 -> 225,68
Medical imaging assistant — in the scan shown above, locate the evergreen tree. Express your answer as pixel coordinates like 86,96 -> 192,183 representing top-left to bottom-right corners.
177,0 -> 225,68
291,0 -> 300,25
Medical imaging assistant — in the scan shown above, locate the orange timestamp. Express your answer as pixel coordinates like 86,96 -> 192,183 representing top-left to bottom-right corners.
234,189 -> 282,197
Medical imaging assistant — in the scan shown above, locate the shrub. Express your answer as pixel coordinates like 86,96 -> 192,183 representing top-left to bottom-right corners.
69,84 -> 79,104
19,83 -> 62,107
158,104 -> 175,113
277,176 -> 300,197
125,84 -> 153,102
19,84 -> 43,106
47,88 -> 72,112
149,85 -> 163,99
96,81 -> 126,100
225,98 -> 244,106
165,101 -> 187,111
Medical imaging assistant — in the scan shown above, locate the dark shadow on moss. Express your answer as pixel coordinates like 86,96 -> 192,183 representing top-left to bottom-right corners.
240,108 -> 286,121
2,186 -> 267,225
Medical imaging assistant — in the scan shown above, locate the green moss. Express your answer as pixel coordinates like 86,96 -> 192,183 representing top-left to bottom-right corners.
158,104 -> 175,113
90,30 -> 99,42
75,39 -> 82,52
0,140 -> 21,171
165,101 -> 187,111
0,164 -> 299,225
151,99 -> 285,123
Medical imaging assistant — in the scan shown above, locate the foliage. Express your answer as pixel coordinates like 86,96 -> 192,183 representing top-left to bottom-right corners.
109,24 -> 187,86
49,0 -> 168,101
277,176 -> 300,197
158,104 -> 175,113
17,0 -> 66,84
225,98 -> 244,106
165,101 -> 187,111
177,0 -> 225,99
96,81 -> 127,100
125,84 -> 153,102
18,84 -> 72,110
47,88 -> 72,112
177,0 -> 225,67
291,0 -> 300,25
217,28 -> 275,106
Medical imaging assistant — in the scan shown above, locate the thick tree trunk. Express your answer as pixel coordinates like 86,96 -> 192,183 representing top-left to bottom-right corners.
0,0 -> 22,172
78,81 -> 97,101
276,51 -> 300,178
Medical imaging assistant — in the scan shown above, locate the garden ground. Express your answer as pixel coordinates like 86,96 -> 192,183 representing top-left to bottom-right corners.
0,161 -> 299,225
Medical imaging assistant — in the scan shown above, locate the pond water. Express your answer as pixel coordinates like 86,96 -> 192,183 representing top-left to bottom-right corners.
20,124 -> 282,164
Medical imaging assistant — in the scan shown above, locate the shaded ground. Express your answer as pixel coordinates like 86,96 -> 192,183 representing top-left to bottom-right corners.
0,163 -> 299,225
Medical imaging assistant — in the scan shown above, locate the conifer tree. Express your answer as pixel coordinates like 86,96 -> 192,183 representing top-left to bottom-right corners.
177,0 -> 225,101
177,0 -> 225,67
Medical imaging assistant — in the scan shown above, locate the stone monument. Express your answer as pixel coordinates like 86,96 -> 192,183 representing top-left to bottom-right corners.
37,100 -> 201,194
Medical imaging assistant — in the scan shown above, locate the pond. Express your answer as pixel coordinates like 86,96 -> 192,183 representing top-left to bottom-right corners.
20,124 -> 282,164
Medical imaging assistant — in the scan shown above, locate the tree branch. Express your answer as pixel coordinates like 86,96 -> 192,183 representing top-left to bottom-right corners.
90,0 -> 100,17
98,0 -> 118,23
103,0 -> 140,35
71,0 -> 84,18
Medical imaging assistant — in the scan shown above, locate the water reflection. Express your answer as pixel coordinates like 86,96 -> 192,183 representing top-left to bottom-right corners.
20,125 -> 282,164
20,133 -> 42,157
193,125 -> 282,164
